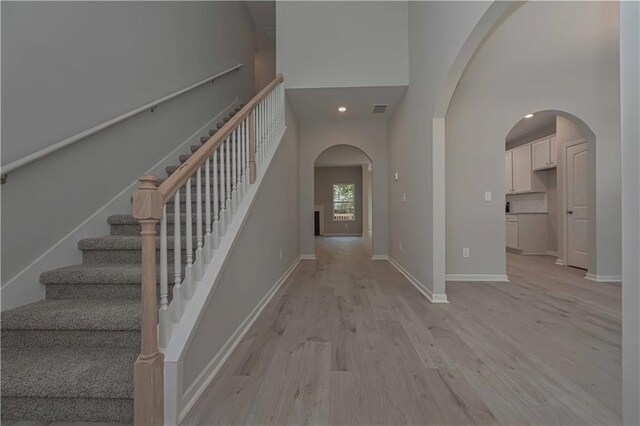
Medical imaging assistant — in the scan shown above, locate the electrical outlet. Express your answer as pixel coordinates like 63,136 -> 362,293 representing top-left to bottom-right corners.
344,223 -> 348,228
463,248 -> 470,258
398,241 -> 403,251
279,248 -> 283,260
485,191 -> 492,201
402,192 -> 407,203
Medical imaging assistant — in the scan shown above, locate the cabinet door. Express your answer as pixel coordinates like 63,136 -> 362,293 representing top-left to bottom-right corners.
512,145 -> 532,193
506,221 -> 519,249
532,139 -> 550,170
549,135 -> 557,166
505,151 -> 513,194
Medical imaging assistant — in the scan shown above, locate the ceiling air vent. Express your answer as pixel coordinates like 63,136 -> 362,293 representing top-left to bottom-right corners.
372,104 -> 388,114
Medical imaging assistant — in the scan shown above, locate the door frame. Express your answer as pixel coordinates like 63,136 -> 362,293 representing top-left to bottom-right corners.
314,205 -> 325,236
560,138 -> 588,270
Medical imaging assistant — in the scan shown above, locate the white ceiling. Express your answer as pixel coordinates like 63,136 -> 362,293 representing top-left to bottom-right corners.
245,1 -> 275,50
315,145 -> 371,167
506,110 -> 557,144
287,86 -> 408,124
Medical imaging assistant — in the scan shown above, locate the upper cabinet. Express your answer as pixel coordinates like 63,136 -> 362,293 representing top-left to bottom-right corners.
532,135 -> 557,171
506,137 -> 551,195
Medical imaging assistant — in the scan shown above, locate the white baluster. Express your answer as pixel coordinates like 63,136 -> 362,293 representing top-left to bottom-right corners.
219,139 -> 226,234
213,149 -> 220,247
225,136 -> 232,223
237,125 -> 243,200
205,156 -> 212,261
243,118 -> 248,194
184,179 -> 193,300
231,129 -> 237,214
172,191 -> 183,321
195,167 -> 204,280
159,205 -> 170,347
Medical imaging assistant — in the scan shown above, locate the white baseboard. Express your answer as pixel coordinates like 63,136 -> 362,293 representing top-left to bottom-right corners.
546,250 -> 558,257
322,233 -> 363,237
555,258 -> 566,266
445,274 -> 510,282
585,273 -> 622,283
371,254 -> 389,261
387,257 -> 448,304
300,254 -> 316,260
177,256 -> 300,423
0,100 -> 239,312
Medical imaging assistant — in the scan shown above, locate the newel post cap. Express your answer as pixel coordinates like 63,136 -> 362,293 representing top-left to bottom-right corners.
132,175 -> 163,221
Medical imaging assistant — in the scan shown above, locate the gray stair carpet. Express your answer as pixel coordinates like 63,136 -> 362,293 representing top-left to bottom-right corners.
0,105 -> 244,423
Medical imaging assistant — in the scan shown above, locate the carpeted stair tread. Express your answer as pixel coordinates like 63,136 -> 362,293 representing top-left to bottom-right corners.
78,235 -> 195,251
108,213 -> 200,226
1,299 -> 140,331
41,263 -> 174,285
1,346 -> 135,399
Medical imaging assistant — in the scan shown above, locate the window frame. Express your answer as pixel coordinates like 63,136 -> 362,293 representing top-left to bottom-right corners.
332,183 -> 356,222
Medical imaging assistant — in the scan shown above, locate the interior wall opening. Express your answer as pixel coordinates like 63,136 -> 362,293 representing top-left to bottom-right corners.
313,144 -> 373,255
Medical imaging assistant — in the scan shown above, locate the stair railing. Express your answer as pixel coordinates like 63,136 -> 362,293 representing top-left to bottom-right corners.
131,74 -> 285,425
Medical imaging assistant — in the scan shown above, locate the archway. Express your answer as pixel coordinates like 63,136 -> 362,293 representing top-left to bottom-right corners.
503,110 -> 597,278
313,145 -> 373,255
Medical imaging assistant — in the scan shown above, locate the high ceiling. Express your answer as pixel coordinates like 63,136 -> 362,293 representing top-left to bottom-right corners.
245,1 -> 275,50
287,86 -> 408,124
506,110 -> 557,144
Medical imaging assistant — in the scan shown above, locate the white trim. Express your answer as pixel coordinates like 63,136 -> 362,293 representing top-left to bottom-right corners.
585,273 -> 622,283
555,258 -> 566,266
388,256 -> 449,304
163,125 -> 288,424
371,255 -> 389,261
545,250 -> 558,257
0,99 -> 239,311
1,64 -> 243,175
445,274 -> 509,282
300,254 -> 317,260
177,256 -> 300,424
322,233 -> 362,237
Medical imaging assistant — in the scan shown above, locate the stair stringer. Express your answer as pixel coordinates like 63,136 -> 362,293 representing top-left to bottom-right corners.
162,125 -> 288,425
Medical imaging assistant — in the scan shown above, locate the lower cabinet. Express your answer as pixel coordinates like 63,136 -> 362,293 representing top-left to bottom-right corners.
505,213 -> 548,254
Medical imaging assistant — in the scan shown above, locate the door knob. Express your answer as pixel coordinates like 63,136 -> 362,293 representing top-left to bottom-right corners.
566,210 -> 574,214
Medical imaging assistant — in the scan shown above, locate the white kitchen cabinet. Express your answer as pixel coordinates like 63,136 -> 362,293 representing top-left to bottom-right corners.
505,142 -> 548,195
549,135 -> 557,166
512,145 -> 533,193
505,151 -> 514,194
532,136 -> 558,171
505,213 -> 548,254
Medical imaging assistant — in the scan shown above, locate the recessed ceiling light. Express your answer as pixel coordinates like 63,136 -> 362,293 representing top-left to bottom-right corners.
338,106 -> 347,112
524,113 -> 534,119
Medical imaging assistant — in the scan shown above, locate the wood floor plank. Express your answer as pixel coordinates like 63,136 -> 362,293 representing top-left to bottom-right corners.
181,237 -> 621,425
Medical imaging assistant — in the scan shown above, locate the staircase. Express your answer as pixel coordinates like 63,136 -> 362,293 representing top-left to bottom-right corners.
0,106 -> 244,423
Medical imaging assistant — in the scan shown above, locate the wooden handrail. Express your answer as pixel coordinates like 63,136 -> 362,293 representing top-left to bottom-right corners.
158,74 -> 284,201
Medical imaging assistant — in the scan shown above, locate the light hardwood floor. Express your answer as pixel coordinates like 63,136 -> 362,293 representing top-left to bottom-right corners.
183,237 -> 621,425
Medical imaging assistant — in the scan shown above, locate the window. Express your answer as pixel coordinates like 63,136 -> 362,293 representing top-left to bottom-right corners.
333,183 -> 355,221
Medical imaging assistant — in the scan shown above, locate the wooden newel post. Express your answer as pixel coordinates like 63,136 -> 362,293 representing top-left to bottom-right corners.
249,110 -> 257,183
132,175 -> 164,426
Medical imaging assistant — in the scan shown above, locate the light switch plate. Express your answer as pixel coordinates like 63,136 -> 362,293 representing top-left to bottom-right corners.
402,193 -> 407,202
394,172 -> 399,181
463,248 -> 470,258
485,191 -> 492,201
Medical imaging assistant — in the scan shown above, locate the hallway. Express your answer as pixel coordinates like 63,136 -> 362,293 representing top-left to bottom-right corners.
184,238 -> 621,425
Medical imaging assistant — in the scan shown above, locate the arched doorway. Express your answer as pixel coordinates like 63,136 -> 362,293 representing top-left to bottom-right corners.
504,110 -> 597,278
313,145 -> 373,255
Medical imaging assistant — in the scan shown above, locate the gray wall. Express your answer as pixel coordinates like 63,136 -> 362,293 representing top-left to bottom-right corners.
1,2 -> 256,291
298,120 -> 389,258
445,1 -> 620,277
621,2 -> 640,423
387,1 -> 492,298
182,96 -> 299,399
314,167 -> 363,235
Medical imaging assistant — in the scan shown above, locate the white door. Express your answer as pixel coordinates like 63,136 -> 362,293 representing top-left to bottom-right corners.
566,142 -> 588,269
505,151 -> 513,194
506,221 -> 519,249
513,145 -> 532,193
532,139 -> 550,170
